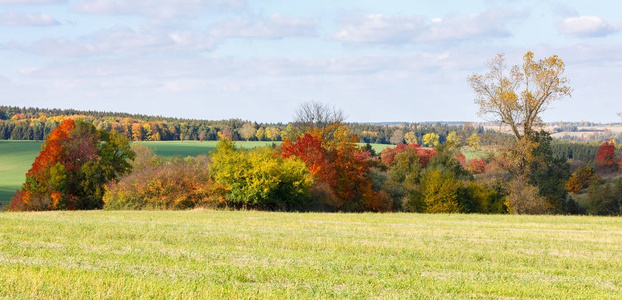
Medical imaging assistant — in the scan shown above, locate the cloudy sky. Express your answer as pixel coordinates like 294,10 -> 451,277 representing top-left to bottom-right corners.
0,0 -> 620,123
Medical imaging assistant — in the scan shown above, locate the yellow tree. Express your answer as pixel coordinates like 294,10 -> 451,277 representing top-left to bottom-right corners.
468,52 -> 572,140
404,131 -> 418,145
422,133 -> 439,148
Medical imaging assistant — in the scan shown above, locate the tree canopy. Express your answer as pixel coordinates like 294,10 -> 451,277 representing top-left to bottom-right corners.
468,52 -> 572,140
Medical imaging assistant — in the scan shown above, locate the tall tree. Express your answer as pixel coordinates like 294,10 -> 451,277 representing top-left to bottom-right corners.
468,52 -> 572,140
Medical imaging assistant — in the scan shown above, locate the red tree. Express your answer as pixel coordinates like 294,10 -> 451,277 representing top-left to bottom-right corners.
380,143 -> 435,168
281,125 -> 390,211
596,140 -> 617,168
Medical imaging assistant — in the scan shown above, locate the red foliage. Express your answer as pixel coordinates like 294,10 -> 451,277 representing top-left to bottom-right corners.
465,158 -> 488,174
281,132 -> 336,187
380,143 -> 435,168
596,140 -> 617,167
455,153 -> 467,166
281,125 -> 389,211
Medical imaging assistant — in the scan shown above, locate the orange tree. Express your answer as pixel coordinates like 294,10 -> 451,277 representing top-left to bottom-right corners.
280,124 -> 391,212
11,119 -> 134,211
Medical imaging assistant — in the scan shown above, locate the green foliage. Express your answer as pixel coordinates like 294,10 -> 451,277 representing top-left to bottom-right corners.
587,178 -> 622,216
418,169 -> 463,213
527,131 -> 571,213
210,139 -> 313,210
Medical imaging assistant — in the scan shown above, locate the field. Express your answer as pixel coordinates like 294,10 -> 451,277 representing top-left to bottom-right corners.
0,140 -> 390,203
0,141 -> 43,205
0,211 -> 621,299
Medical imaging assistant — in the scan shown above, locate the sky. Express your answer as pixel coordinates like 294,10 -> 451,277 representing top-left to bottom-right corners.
0,0 -> 621,123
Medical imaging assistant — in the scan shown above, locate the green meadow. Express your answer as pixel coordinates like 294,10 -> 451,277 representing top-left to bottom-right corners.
0,211 -> 621,299
0,141 -> 43,205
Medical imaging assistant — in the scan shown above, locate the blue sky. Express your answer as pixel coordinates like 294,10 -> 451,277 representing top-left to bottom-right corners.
0,0 -> 620,123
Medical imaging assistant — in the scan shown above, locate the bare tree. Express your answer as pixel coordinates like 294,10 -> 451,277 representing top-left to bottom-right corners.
293,101 -> 346,133
618,112 -> 622,124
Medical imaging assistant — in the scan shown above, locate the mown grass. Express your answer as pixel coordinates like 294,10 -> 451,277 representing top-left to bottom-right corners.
0,211 -> 621,299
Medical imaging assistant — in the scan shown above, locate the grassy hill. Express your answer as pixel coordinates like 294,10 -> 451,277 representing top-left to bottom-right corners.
0,211 -> 620,298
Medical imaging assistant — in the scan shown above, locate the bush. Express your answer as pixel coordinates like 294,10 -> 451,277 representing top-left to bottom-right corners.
210,139 -> 313,210
565,167 -> 599,194
104,148 -> 225,210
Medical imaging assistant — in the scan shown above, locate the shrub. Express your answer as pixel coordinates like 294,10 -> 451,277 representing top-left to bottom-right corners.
104,153 -> 225,210
211,139 -> 313,210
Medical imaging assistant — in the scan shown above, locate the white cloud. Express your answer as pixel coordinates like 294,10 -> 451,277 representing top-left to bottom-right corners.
558,16 -> 620,38
209,14 -> 318,39
73,0 -> 245,19
0,12 -> 60,26
18,25 -> 217,57
333,9 -> 522,45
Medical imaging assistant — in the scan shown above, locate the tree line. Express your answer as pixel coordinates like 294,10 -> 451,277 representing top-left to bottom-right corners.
1,105 -> 507,145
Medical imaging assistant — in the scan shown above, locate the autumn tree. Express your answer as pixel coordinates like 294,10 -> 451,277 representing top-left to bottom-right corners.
255,127 -> 265,141
468,52 -> 572,140
240,122 -> 256,141
468,52 -> 572,214
445,131 -> 462,148
467,133 -> 481,149
596,140 -> 617,169
422,133 -> 439,147
404,131 -> 418,144
11,119 -> 134,211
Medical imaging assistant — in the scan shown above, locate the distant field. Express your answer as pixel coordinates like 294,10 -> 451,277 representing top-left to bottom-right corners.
0,141 -> 42,204
0,140 -> 391,203
0,211 -> 620,298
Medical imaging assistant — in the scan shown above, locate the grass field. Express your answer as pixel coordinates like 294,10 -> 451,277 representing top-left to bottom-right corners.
0,211 -> 620,299
0,141 -> 43,205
